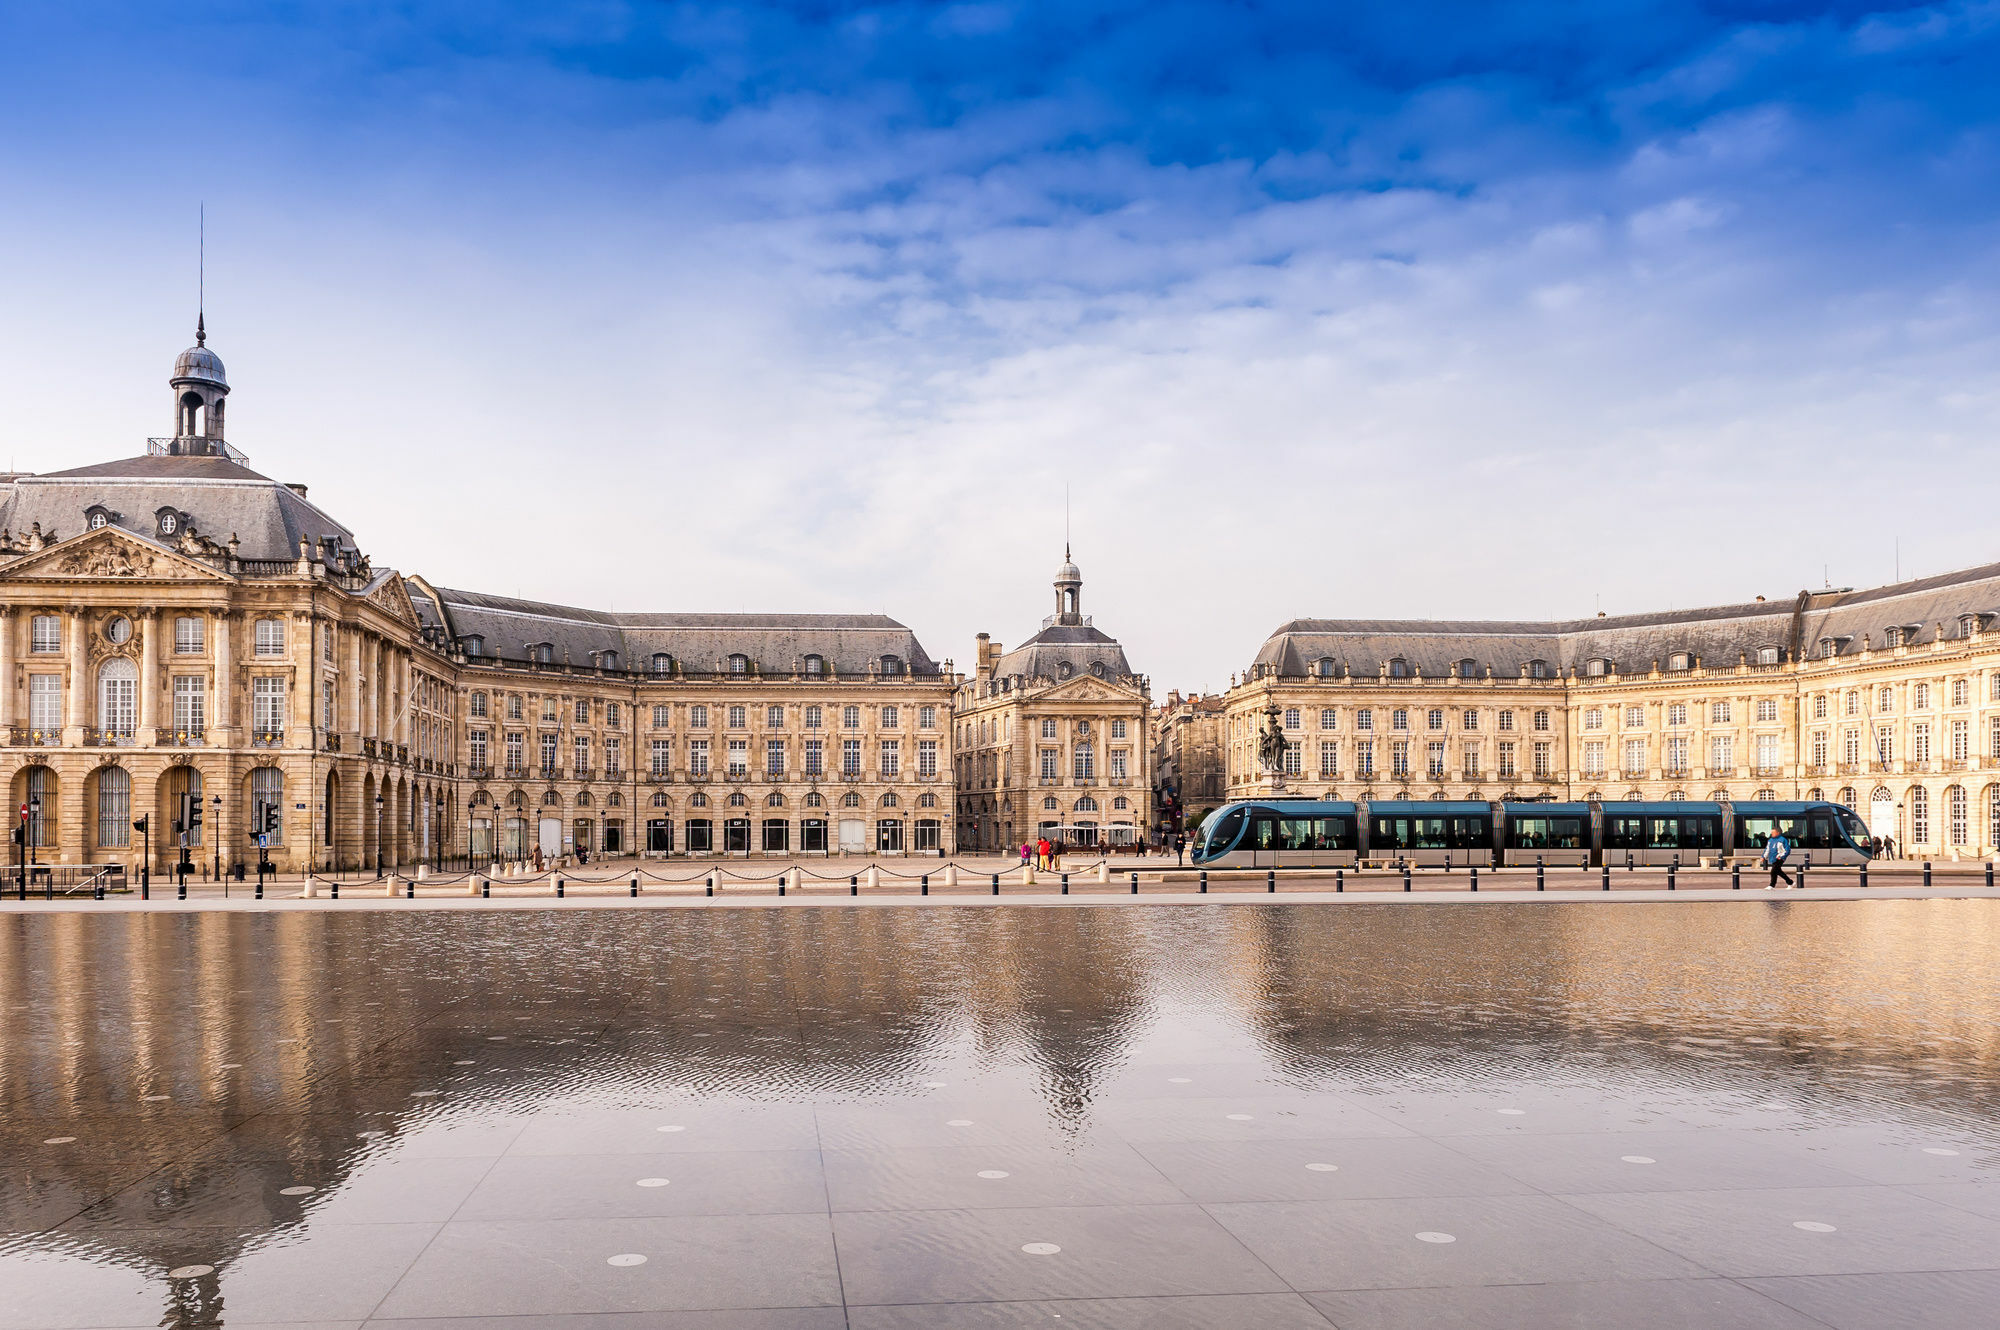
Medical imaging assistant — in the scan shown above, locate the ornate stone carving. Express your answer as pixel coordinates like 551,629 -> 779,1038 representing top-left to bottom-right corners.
55,544 -> 157,579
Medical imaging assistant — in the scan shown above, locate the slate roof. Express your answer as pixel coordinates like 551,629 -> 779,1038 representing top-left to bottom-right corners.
1,454 -> 358,563
992,622 -> 1136,683
1253,561 -> 2000,678
433,588 -> 943,675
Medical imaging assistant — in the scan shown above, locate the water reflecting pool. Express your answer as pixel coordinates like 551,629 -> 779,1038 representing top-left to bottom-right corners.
4,900 -> 2000,1329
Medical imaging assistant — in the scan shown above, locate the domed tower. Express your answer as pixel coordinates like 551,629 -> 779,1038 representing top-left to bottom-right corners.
1054,545 -> 1084,626
168,315 -> 229,453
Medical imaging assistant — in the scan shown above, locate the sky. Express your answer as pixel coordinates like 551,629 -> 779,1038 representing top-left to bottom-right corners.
2,1 -> 1998,693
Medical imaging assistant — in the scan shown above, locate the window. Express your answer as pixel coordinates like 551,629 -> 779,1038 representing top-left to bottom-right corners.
1877,725 -> 1895,763
1951,720 -> 1969,763
1811,731 -> 1827,768
1320,708 -> 1338,730
1427,709 -> 1445,731
251,767 -> 283,845
254,619 -> 285,656
804,654 -> 824,677
1532,709 -> 1551,732
1757,646 -> 1780,666
469,730 -> 489,769
1914,723 -> 1932,763
1666,735 -> 1688,771
1391,709 -> 1409,731
1532,742 -> 1551,777
1584,708 -> 1602,731
471,692 -> 488,719
540,733 -> 559,772
1040,747 -> 1059,780
1073,743 -> 1094,780
1612,736 -> 1645,775
919,739 -> 938,777
1109,747 -> 1127,780
729,654 -> 748,675
843,739 -> 862,776
1756,733 -> 1781,770
921,706 -> 938,730
1496,742 -> 1514,777
804,738 -> 823,775
507,694 -> 522,720
1283,708 -> 1301,730
646,737 -> 671,775
1528,660 -> 1550,679
1710,736 -> 1733,772
1462,710 -> 1480,731
96,659 -> 136,736
1711,701 -> 1731,724
727,704 -> 747,729
31,616 -> 59,653
1586,658 -> 1606,677
844,705 -> 862,730
1357,740 -> 1375,777
174,616 -> 204,654
96,767 -> 130,847
1317,658 -> 1336,678
1356,709 -> 1374,732
1668,652 -> 1691,671
1284,741 -> 1303,776
605,736 -> 622,775
766,739 -> 786,776
605,702 -> 621,728
1667,703 -> 1687,727
252,676 -> 285,735
879,655 -> 903,676
1462,742 -> 1480,777
1582,741 -> 1605,776
1427,741 -> 1447,777
1911,785 -> 1931,844
1389,658 -> 1409,678
1497,710 -> 1513,732
1844,690 -> 1860,716
1813,695 -> 1827,720
689,738 -> 710,777
651,653 -> 672,676
691,704 -> 709,728
726,738 -> 748,776
1041,718 -> 1057,739
172,675 -> 206,734
505,732 -> 524,771
1914,683 -> 1931,710
1319,741 -> 1338,776
574,735 -> 590,771
462,635 -> 484,657
1390,741 -> 1409,776
1953,678 -> 1969,707
1879,687 -> 1894,713
1949,785 -> 1968,845
882,706 -> 900,728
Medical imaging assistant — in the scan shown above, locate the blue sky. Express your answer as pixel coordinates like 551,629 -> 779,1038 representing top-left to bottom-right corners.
3,1 -> 1998,689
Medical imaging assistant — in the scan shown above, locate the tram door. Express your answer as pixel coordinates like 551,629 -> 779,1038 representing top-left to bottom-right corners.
1247,811 -> 1278,868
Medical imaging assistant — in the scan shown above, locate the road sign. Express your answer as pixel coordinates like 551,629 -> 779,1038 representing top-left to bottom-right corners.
257,834 -> 268,849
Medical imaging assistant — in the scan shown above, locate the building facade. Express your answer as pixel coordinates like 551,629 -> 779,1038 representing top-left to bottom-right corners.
1223,579 -> 2000,857
953,554 -> 1152,850
1151,690 -> 1226,838
1,327 -> 956,873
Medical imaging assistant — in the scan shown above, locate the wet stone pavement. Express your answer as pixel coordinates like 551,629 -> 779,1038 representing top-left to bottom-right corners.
3,901 -> 1999,1329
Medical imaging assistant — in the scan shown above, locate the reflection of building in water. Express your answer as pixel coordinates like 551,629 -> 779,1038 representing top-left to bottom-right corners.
1236,901 -> 2000,1115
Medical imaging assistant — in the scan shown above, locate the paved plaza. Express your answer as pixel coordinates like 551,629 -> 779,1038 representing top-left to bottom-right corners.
3,899 -> 1999,1328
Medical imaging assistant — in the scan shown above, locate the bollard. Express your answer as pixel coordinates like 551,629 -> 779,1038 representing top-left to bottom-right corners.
255,879 -> 264,901
1924,860 -> 1932,887
1536,858 -> 1544,890
850,875 -> 858,897
1336,867 -> 1344,893
1199,870 -> 1208,894
1267,869 -> 1276,894
921,874 -> 929,896
630,878 -> 639,899
1130,871 -> 1138,895
556,878 -> 565,898
481,878 -> 490,898
407,878 -> 415,899
778,872 -> 787,897
1469,865 -> 1478,892
1061,872 -> 1069,895
178,879 -> 187,901
1402,863 -> 1411,893
331,881 -> 340,900
141,874 -> 149,900
1731,863 -> 1740,890
95,882 -> 104,901
992,873 -> 1000,897
706,874 -> 715,897
1859,862 -> 1868,889
1667,863 -> 1676,891
1987,861 -> 1994,889
1601,864 -> 1610,891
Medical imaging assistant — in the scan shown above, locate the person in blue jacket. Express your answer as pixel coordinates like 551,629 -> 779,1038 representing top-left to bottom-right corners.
1762,829 -> 1794,889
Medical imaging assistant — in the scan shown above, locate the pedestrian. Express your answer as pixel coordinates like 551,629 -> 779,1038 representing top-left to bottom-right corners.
1174,833 -> 1186,866
1020,842 -> 1031,870
1762,828 -> 1794,889
1037,836 -> 1051,870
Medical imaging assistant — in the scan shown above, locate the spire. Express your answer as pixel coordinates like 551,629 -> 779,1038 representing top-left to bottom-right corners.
196,311 -> 206,347
196,203 -> 205,345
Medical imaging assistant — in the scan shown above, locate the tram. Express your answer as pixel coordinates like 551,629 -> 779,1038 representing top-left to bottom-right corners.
1190,797 -> 1876,870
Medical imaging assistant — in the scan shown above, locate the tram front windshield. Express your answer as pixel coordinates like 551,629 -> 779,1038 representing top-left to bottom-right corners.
1200,807 -> 1246,857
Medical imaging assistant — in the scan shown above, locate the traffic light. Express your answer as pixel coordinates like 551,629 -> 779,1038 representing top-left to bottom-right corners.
262,804 -> 281,835
132,814 -> 148,834
188,801 -> 203,831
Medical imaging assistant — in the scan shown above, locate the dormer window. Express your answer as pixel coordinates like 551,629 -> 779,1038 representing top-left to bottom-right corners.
650,652 -> 672,676
1527,659 -> 1549,679
1884,627 -> 1901,648
530,642 -> 554,664
1667,652 -> 1691,672
155,508 -> 184,538
1458,658 -> 1478,678
461,636 -> 482,657
804,654 -> 824,677
1316,657 -> 1336,678
1960,615 -> 1977,637
599,650 -> 618,671
1586,658 -> 1607,677
1388,658 -> 1409,679
84,505 -> 117,531
728,653 -> 748,675
879,655 -> 903,676
1090,661 -> 1105,678
1757,646 -> 1780,665
1819,638 -> 1834,658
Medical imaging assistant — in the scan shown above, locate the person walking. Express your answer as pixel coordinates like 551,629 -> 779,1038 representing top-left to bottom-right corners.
1174,832 -> 1186,866
1037,836 -> 1052,871
1762,829 -> 1794,889
1020,841 -> 1031,870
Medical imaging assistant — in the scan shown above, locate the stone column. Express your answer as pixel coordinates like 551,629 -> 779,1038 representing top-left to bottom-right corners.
292,617 -> 313,744
211,611 -> 233,741
138,611 -> 158,744
63,606 -> 87,739
347,625 -> 363,741
0,608 -> 13,732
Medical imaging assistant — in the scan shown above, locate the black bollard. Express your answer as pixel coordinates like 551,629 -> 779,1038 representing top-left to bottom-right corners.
141,873 -> 149,901
921,874 -> 929,896
1267,869 -> 1275,894
1987,861 -> 1993,889
705,875 -> 714,897
1859,862 -> 1867,889
850,875 -> 858,897
481,879 -> 490,898
630,878 -> 638,898
1924,860 -> 1933,887
1130,871 -> 1138,895
992,873 -> 1000,896
177,879 -> 186,901
407,878 -> 415,899
1601,864 -> 1610,891
1667,863 -> 1677,891
331,881 -> 340,900
1061,873 -> 1069,895
1402,863 -> 1411,893
1469,865 -> 1478,892
1336,867 -> 1344,893
1199,870 -> 1208,894
255,879 -> 263,901
556,879 -> 564,898
95,882 -> 104,901
1731,863 -> 1740,890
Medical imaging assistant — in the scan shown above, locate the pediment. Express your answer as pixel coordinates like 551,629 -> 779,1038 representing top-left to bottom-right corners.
1038,675 -> 1144,704
0,527 -> 231,584
363,573 -> 421,627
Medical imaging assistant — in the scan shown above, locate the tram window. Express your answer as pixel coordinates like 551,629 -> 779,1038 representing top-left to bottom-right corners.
1807,815 -> 1835,848
1250,816 -> 1279,851
1415,817 -> 1449,849
1276,816 -> 1354,850
1605,816 -> 1645,849
1738,815 -> 1802,849
1836,806 -> 1870,844
1372,817 -> 1413,850
1207,808 -> 1245,850
1446,816 -> 1489,849
1511,816 -> 1583,849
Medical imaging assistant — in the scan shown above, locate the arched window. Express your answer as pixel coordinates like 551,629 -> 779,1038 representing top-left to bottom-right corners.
1948,785 -> 1968,845
98,658 -> 137,737
1989,785 -> 2000,847
1757,646 -> 1780,665
1527,659 -> 1549,679
1666,790 -> 1686,802
917,792 -> 937,808
804,791 -> 824,808
1043,796 -> 1058,811
689,791 -> 708,808
1113,796 -> 1128,809
1755,788 -> 1776,801
766,792 -> 786,807
1459,658 -> 1478,678
96,766 -> 130,847
1837,786 -> 1856,808
727,792 -> 747,807
1075,796 -> 1097,812
652,791 -> 669,807
1911,786 -> 1931,844
1586,658 -> 1607,677
841,791 -> 860,808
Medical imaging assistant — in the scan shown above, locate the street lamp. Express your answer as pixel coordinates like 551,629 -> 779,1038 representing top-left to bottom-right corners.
28,795 -> 40,870
211,794 -> 222,883
374,792 -> 385,877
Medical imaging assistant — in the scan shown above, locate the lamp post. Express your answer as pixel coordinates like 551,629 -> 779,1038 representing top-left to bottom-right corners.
374,792 -> 385,877
211,794 -> 222,883
28,795 -> 40,871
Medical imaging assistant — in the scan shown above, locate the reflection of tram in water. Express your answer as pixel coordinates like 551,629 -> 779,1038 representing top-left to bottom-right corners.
1190,798 -> 1876,869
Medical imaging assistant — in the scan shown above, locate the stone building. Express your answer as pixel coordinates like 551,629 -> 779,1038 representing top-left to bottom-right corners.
1151,690 -> 1226,836
1224,575 -> 2000,857
0,324 -> 956,873
953,552 -> 1152,850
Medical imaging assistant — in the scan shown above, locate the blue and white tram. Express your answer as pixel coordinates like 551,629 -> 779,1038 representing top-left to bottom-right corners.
1192,796 -> 1876,870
